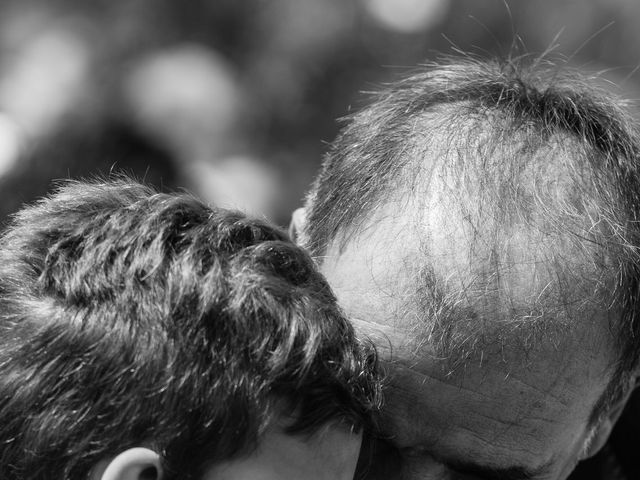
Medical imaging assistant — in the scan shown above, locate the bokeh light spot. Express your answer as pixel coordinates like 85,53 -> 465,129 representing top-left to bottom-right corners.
0,114 -> 22,177
362,0 -> 450,33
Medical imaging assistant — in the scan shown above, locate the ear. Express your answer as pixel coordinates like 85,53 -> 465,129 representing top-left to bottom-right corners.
579,382 -> 636,460
288,207 -> 307,244
91,448 -> 163,480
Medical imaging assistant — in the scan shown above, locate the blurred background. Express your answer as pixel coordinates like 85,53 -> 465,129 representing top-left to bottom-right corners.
0,0 -> 639,227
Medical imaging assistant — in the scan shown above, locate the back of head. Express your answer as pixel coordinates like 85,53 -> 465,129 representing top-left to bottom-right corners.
302,56 -> 640,413
0,179 -> 379,480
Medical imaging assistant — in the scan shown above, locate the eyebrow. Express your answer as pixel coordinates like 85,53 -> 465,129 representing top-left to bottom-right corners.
446,458 -> 553,480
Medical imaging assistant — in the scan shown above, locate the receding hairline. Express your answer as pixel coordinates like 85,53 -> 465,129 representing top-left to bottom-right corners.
303,57 -> 640,258
313,97 -> 627,263
317,121 -> 620,345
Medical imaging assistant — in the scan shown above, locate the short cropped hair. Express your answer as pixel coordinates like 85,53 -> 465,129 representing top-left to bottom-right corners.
302,56 -> 640,415
0,179 -> 380,480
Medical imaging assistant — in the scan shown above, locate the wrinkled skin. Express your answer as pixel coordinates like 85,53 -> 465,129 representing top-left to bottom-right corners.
347,317 -> 610,480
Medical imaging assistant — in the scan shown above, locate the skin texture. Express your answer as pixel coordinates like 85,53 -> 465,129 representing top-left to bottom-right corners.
203,424 -> 362,480
313,194 -> 618,480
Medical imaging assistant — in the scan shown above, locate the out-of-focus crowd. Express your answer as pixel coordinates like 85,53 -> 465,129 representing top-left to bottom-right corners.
1,0 -> 639,226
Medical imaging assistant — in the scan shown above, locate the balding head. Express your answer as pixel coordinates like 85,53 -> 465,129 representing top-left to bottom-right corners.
296,57 -> 640,479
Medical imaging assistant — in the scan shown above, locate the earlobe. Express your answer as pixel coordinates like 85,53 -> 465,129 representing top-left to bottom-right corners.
93,448 -> 163,480
288,207 -> 307,244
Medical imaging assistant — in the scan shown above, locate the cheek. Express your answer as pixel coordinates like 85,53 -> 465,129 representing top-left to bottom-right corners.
203,429 -> 363,480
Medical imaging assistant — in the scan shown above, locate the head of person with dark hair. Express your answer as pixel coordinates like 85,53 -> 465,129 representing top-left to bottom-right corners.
0,178 -> 380,480
291,56 -> 640,480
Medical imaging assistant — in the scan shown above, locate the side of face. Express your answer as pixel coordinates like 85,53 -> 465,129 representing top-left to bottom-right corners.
203,423 -> 363,480
295,195 -> 621,480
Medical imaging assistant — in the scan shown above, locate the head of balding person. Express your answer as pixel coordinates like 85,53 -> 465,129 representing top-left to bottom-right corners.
293,58 -> 640,479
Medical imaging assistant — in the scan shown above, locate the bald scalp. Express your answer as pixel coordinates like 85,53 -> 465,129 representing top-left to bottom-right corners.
304,59 -> 640,258
303,57 -> 640,411
406,111 -> 616,364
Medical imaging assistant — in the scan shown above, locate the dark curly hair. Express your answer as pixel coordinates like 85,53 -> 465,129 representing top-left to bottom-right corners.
0,178 -> 380,480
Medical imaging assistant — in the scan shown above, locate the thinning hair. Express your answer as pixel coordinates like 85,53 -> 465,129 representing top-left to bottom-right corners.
302,56 -> 640,416
0,179 -> 380,480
